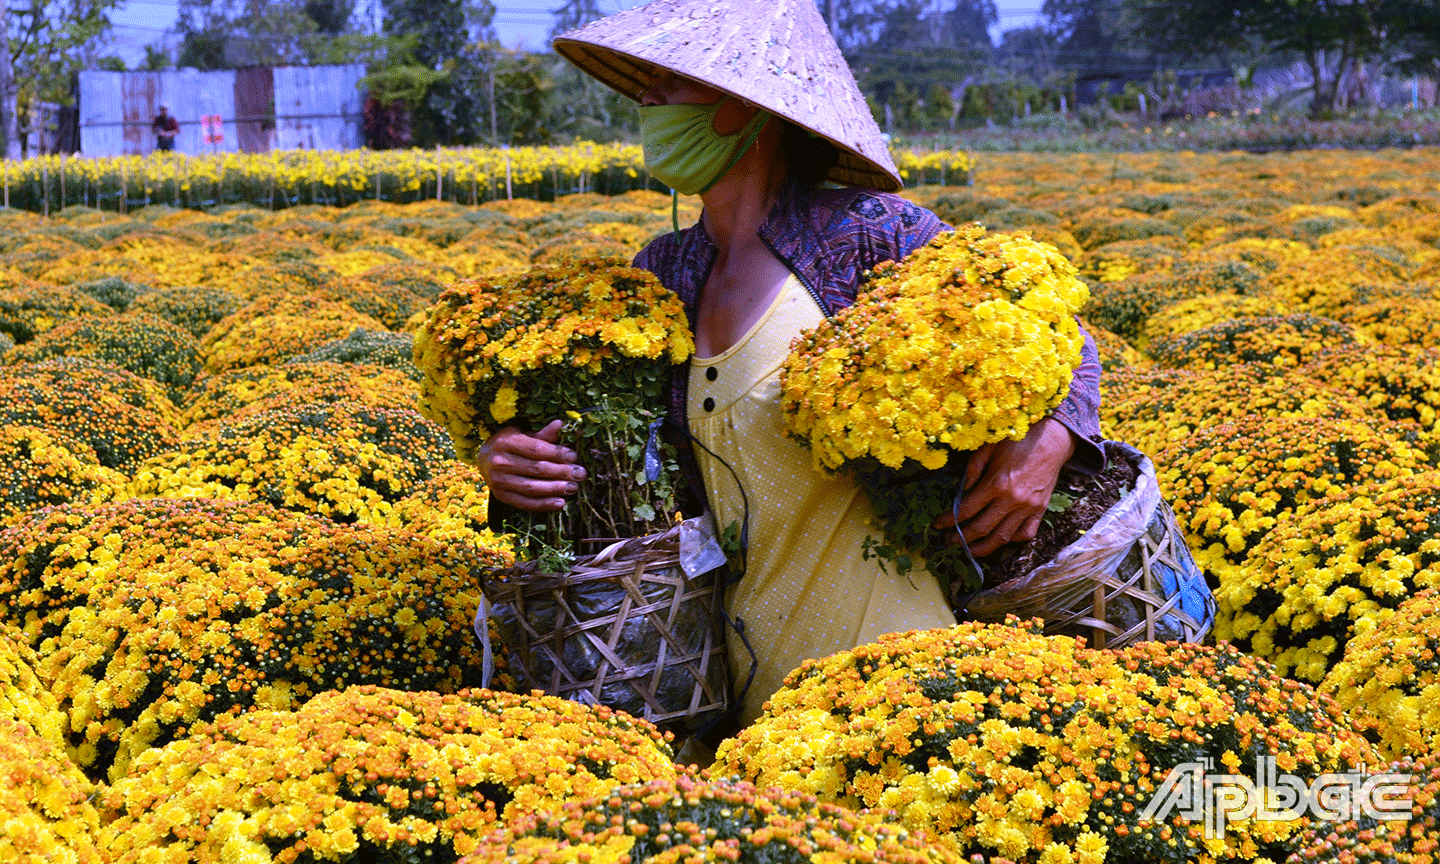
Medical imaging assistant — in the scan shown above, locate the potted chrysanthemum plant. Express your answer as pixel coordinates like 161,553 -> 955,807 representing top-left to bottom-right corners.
780,225 -> 1212,646
414,257 -> 731,731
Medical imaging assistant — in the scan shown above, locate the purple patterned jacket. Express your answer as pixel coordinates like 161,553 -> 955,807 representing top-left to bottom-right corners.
633,180 -> 1105,507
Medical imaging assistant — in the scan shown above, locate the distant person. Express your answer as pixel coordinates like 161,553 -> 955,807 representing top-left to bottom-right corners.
153,105 -> 179,151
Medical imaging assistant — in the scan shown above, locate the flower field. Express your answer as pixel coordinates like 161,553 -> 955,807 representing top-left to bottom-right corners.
0,144 -> 974,214
3,146 -> 1440,863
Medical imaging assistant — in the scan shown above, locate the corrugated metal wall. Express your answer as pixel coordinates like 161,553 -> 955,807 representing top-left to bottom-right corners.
78,65 -> 364,156
274,65 -> 366,151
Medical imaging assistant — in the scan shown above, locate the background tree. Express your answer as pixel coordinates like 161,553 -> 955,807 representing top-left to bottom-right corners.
6,0 -> 120,154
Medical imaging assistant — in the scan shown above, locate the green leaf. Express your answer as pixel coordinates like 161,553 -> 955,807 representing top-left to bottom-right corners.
1048,491 -> 1076,513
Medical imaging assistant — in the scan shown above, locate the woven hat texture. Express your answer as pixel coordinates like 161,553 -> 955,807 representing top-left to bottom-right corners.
553,0 -> 901,191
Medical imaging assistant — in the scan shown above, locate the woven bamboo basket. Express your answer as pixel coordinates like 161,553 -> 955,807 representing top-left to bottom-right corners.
479,517 -> 731,731
960,441 -> 1214,649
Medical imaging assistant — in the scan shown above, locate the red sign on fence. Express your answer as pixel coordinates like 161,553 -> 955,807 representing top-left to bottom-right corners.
202,114 -> 224,146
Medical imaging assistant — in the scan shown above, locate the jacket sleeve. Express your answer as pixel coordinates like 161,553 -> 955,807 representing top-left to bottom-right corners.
1050,322 -> 1105,473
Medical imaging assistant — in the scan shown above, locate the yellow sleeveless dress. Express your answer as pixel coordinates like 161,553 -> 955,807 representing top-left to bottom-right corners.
687,274 -> 956,725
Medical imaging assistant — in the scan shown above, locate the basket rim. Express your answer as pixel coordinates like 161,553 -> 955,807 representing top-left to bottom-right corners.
483,519 -> 688,590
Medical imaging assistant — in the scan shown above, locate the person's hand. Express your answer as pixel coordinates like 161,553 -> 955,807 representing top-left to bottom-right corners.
475,419 -> 586,512
932,418 -> 1077,557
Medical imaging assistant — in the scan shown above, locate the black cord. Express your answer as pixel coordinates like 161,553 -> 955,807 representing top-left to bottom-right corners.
948,452 -> 988,617
673,423 -> 758,722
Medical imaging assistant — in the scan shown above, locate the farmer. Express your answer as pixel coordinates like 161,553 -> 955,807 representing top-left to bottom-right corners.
476,0 -> 1103,725
153,105 -> 179,152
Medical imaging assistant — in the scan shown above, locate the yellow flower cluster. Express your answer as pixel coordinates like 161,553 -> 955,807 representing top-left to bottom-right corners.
182,361 -> 417,426
1149,312 -> 1361,372
1081,318 -> 1143,371
413,257 -> 693,457
1074,238 -> 1180,283
200,293 -> 384,374
7,310 -> 202,399
781,225 -> 1088,473
133,401 -> 455,524
462,774 -> 959,864
0,280 -> 112,343
1320,590 -> 1440,761
0,497 -> 504,781
0,359 -> 181,469
1155,415 -> 1438,580
1141,293 -> 1289,346
7,143 -> 973,214
714,620 -> 1375,863
1216,470 -> 1440,683
1285,751 -> 1440,864
1298,344 -> 1440,430
0,425 -> 125,524
99,685 -> 676,863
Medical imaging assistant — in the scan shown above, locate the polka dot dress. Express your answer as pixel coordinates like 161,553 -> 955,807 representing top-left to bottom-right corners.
687,274 -> 955,725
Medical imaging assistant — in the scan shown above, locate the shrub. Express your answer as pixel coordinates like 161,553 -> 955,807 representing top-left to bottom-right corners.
0,717 -> 102,863
182,361 -> 417,426
0,498 -> 503,780
1155,415 -> 1437,577
316,277 -> 428,330
1216,470 -> 1440,683
133,401 -> 454,523
1331,295 -> 1440,349
0,425 -> 126,524
1196,237 -> 1312,272
1100,363 -> 1369,456
386,462 -> 512,560
72,276 -> 154,311
1268,245 -> 1414,313
1148,313 -> 1360,371
1321,590 -> 1440,761
1074,239 -> 1180,283
529,230 -> 634,265
0,367 -> 180,470
462,775 -> 959,864
1283,752 -> 1440,864
0,356 -> 182,427
128,285 -> 244,339
1083,260 -> 1265,343
0,632 -> 100,863
351,260 -> 459,301
0,281 -> 113,344
1299,344 -> 1440,429
1142,293 -> 1290,345
200,294 -> 384,373
713,621 -> 1375,863
1069,208 -> 1183,250
100,686 -> 676,862
6,312 -> 203,398
287,328 -> 422,380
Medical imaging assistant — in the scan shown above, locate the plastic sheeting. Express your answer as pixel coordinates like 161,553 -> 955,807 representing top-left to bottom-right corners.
77,65 -> 364,156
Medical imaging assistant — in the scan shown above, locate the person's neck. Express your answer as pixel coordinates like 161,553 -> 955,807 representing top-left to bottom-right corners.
697,138 -> 788,253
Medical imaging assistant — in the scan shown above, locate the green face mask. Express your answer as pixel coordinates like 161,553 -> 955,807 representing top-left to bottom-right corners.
638,97 -> 772,196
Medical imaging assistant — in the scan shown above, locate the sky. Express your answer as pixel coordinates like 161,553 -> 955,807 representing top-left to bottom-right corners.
105,0 -> 1044,67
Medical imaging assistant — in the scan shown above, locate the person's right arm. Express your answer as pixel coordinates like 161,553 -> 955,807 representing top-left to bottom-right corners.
475,419 -> 586,512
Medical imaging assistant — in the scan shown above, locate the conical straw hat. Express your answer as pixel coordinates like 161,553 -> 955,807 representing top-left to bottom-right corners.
553,0 -> 902,192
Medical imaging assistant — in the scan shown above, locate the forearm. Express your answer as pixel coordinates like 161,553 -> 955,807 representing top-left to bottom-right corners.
1045,320 -> 1104,473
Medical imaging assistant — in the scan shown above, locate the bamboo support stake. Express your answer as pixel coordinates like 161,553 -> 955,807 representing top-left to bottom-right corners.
3,160 -> 8,209
59,154 -> 66,209
504,146 -> 512,201
42,160 -> 48,217
436,147 -> 443,201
